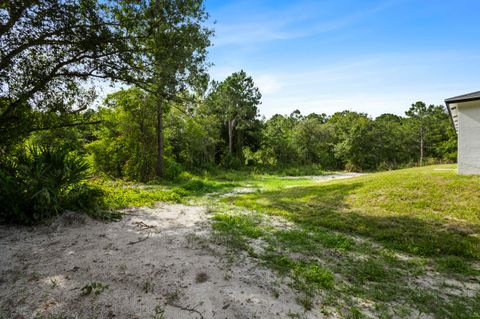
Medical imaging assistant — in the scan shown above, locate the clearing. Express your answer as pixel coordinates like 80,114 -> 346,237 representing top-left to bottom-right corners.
1,166 -> 480,318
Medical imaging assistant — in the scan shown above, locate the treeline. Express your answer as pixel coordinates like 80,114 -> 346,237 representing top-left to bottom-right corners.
83,72 -> 456,181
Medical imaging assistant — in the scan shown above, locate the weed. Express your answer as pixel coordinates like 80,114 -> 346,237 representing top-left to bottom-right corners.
295,294 -> 313,311
81,282 -> 109,296
295,263 -> 334,289
287,310 -> 303,318
353,258 -> 391,283
347,307 -> 364,319
271,287 -> 280,298
29,272 -> 41,281
436,256 -> 479,275
49,278 -> 59,289
142,278 -> 155,293
153,305 -> 165,319
165,290 -> 179,304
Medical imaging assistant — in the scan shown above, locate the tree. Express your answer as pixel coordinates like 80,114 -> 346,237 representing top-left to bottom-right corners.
117,0 -> 212,178
259,114 -> 296,165
207,71 -> 261,162
293,116 -> 334,167
165,96 -> 221,168
0,0 -> 136,146
405,102 -> 454,165
405,102 -> 429,165
372,113 -> 413,168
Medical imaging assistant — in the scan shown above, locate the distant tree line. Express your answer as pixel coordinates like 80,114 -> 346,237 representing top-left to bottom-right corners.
86,71 -> 456,180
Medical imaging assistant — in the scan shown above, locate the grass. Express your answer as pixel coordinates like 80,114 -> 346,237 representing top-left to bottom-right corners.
208,165 -> 480,318
86,177 -> 239,211
85,169 -> 321,218
226,165 -> 480,258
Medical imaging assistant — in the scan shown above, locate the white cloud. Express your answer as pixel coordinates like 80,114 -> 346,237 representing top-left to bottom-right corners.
253,74 -> 283,94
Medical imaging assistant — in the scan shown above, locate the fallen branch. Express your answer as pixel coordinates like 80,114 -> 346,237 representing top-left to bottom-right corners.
127,231 -> 151,245
169,303 -> 204,319
133,221 -> 156,230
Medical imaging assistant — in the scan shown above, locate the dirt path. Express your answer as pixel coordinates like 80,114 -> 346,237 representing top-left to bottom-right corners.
0,204 -> 319,319
281,173 -> 364,181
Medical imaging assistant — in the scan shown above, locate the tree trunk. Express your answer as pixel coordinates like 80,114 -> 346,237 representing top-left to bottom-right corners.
139,116 -> 149,182
228,118 -> 236,155
419,126 -> 424,166
156,96 -> 164,178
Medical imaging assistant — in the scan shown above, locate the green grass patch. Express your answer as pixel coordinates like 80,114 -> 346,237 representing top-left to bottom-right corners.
212,213 -> 264,239
87,177 -> 239,211
210,165 -> 480,317
226,165 -> 480,258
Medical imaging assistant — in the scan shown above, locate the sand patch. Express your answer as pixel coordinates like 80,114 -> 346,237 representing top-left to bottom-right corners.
0,204 -> 319,319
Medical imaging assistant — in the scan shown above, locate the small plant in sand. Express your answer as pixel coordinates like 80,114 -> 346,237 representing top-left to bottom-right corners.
81,282 -> 109,296
153,304 -> 165,319
165,290 -> 180,304
50,278 -> 59,289
142,278 -> 155,293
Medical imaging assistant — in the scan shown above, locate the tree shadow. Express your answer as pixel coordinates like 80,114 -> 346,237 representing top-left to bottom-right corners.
232,182 -> 480,259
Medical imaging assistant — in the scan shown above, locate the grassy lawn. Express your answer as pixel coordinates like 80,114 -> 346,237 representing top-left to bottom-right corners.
210,165 -> 480,318
227,165 -> 480,258
89,165 -> 480,317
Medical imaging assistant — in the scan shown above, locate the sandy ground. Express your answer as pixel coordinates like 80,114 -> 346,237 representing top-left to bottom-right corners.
281,173 -> 364,181
0,204 -> 320,319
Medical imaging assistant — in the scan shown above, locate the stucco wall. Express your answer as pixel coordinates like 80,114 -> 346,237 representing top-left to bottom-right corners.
458,101 -> 480,175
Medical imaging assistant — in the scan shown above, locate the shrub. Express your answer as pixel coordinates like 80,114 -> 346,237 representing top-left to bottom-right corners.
0,146 -> 92,224
63,183 -> 105,212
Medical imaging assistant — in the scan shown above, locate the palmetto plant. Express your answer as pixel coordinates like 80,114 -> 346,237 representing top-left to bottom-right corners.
0,145 -> 90,224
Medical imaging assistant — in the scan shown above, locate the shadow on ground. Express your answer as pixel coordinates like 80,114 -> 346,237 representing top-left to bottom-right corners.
229,182 -> 480,259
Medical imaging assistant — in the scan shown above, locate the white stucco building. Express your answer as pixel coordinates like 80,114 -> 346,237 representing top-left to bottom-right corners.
445,91 -> 480,175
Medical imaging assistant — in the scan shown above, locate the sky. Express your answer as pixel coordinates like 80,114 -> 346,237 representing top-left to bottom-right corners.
204,0 -> 480,118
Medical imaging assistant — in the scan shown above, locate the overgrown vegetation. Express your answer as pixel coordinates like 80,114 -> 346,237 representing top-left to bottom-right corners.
0,146 -> 94,224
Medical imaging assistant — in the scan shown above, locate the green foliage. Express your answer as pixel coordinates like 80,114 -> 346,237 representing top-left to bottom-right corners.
80,282 -> 109,296
1,0 -> 138,145
86,79 -> 455,180
212,213 -> 264,239
87,177 -> 238,211
87,88 -> 157,181
246,106 -> 456,172
295,263 -> 334,289
205,70 -> 262,166
436,256 -> 479,275
0,146 -> 91,224
62,183 -> 105,212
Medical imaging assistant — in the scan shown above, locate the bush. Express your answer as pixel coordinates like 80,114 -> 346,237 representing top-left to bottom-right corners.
0,146 -> 92,224
63,183 -> 105,212
163,157 -> 183,180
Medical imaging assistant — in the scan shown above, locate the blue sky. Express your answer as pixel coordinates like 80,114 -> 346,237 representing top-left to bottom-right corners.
204,0 -> 480,118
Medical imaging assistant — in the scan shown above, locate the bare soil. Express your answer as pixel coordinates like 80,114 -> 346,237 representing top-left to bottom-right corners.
0,204 -> 319,319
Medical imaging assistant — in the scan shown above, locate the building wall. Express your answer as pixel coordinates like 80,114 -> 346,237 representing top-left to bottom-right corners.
458,101 -> 480,175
